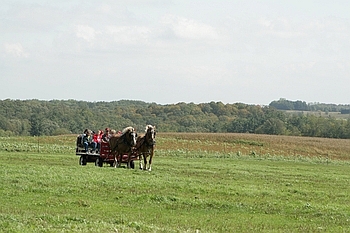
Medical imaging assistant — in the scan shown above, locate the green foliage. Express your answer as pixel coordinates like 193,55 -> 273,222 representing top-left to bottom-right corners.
0,129 -> 16,137
0,99 -> 350,139
270,98 -> 350,112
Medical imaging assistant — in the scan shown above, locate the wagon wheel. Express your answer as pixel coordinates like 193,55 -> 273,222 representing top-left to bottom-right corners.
95,157 -> 103,167
79,155 -> 87,166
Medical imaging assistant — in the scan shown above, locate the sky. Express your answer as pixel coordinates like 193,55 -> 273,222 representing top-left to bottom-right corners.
1,0 -> 350,105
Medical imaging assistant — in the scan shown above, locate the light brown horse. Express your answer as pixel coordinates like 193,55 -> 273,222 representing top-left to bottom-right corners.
135,125 -> 156,171
109,126 -> 137,168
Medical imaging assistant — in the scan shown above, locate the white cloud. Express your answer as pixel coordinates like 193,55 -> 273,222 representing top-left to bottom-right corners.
258,18 -> 273,29
96,4 -> 113,14
4,43 -> 28,58
75,25 -> 99,43
257,17 -> 305,39
104,25 -> 152,45
161,15 -> 219,41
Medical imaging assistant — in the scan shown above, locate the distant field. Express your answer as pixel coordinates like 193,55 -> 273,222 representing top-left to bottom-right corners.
283,110 -> 350,120
158,132 -> 350,161
1,133 -> 350,232
1,132 -> 350,160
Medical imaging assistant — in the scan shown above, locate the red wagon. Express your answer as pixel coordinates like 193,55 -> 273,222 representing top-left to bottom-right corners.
75,137 -> 138,168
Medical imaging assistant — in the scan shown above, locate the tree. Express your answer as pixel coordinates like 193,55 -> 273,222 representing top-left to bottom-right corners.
0,99 -> 350,139
256,118 -> 286,135
30,114 -> 44,136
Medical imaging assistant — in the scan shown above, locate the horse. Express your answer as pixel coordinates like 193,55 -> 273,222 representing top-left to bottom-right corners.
135,125 -> 156,171
109,126 -> 137,168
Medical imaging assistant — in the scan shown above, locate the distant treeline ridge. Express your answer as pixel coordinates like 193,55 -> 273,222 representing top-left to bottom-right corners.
270,98 -> 350,113
0,98 -> 349,139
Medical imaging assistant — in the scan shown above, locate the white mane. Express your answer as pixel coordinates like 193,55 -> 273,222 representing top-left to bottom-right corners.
145,125 -> 154,133
121,126 -> 134,135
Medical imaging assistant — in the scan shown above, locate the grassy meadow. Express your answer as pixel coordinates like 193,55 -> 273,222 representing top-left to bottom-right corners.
1,133 -> 350,232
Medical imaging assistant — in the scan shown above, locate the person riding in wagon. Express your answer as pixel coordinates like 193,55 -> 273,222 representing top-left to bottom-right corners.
82,129 -> 97,153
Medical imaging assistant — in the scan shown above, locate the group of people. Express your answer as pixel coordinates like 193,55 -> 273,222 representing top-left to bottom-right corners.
82,127 -> 119,153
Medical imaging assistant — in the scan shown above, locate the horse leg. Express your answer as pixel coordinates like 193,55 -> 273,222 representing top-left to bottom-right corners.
127,153 -> 131,169
118,153 -> 123,167
139,153 -> 143,170
148,154 -> 153,171
148,149 -> 154,171
143,154 -> 148,170
113,153 -> 118,168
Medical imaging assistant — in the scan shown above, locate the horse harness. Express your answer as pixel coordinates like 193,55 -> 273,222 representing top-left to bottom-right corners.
136,133 -> 156,154
110,131 -> 135,153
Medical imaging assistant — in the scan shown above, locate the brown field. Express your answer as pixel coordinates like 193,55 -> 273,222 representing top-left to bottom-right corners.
23,133 -> 349,161
283,110 -> 350,119
157,132 -> 350,161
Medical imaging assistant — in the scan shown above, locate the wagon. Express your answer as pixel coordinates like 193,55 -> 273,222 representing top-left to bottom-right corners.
75,137 -> 138,168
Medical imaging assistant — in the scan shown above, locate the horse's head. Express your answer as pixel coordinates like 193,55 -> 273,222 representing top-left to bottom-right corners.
145,125 -> 156,145
122,126 -> 137,147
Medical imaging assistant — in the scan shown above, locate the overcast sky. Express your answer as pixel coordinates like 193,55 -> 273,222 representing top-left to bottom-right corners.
1,0 -> 349,105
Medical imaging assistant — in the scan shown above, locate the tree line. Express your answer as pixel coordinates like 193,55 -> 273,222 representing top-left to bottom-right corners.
270,98 -> 350,112
0,99 -> 349,139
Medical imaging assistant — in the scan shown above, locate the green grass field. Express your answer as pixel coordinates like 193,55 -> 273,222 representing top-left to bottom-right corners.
1,134 -> 350,232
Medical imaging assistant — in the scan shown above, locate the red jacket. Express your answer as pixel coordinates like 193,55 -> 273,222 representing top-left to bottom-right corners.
93,133 -> 101,143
